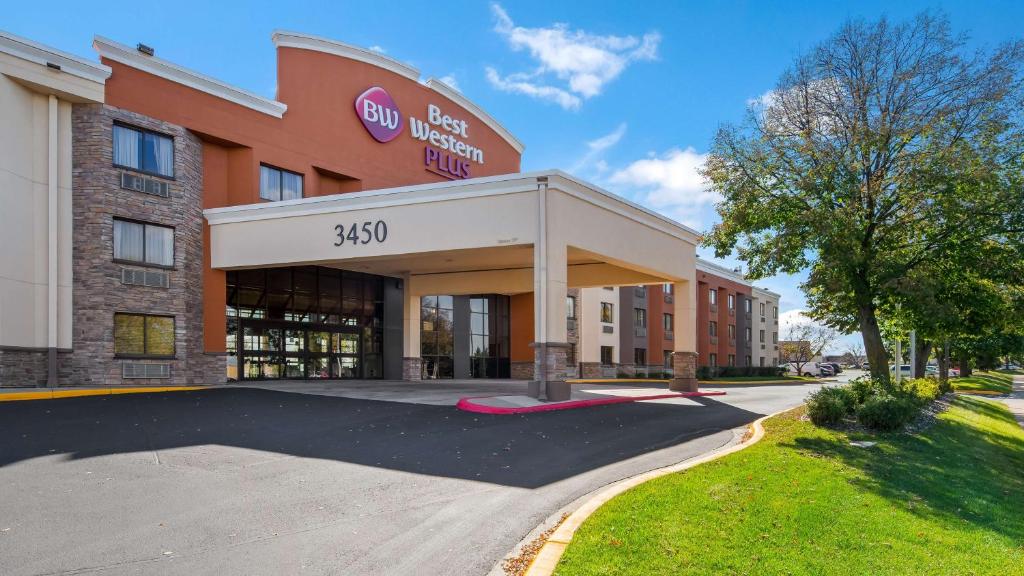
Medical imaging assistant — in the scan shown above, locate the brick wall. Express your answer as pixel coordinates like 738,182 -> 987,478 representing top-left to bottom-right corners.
69,104 -> 223,386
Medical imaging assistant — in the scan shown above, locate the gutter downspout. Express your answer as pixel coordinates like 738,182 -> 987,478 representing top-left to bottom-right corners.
47,95 -> 58,388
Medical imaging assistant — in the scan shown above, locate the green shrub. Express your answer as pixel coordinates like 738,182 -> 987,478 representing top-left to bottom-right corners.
806,387 -> 851,426
848,377 -> 882,404
856,395 -> 920,431
898,378 -> 940,404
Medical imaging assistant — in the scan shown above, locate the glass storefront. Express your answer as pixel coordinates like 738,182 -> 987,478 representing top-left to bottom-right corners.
226,266 -> 384,380
420,294 -> 510,379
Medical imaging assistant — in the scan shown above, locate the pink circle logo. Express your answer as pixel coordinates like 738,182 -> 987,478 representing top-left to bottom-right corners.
355,86 -> 404,143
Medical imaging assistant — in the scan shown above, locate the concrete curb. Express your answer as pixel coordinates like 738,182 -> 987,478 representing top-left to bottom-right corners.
0,386 -> 207,402
456,391 -> 726,415
516,405 -> 797,576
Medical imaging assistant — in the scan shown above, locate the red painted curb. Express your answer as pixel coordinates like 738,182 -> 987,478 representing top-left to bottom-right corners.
455,391 -> 726,414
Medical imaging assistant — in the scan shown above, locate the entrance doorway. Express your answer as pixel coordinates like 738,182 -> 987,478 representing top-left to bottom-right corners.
238,320 -> 365,379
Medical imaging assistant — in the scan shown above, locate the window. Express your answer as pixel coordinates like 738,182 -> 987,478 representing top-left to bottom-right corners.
663,283 -> 673,294
634,348 -> 647,366
421,295 -> 454,379
634,308 -> 647,327
759,357 -> 765,367
728,294 -> 735,309
260,164 -> 304,201
744,299 -> 752,313
113,124 -> 174,178
663,350 -> 672,367
773,306 -> 778,319
600,346 -> 614,366
728,324 -> 736,339
600,302 -> 614,323
114,313 -> 174,357
745,355 -> 751,366
566,295 -> 576,318
663,313 -> 673,332
709,353 -> 718,366
759,302 -> 765,316
728,354 -> 736,367
709,321 -> 717,336
745,327 -> 752,342
709,289 -> 717,305
772,331 -> 778,343
113,218 -> 174,267
759,329 -> 765,343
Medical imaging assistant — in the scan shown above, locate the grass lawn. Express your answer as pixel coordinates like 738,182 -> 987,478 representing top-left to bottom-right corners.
954,371 -> 1014,395
555,396 -> 1024,576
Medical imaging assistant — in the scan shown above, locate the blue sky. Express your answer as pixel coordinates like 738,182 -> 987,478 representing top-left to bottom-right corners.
6,0 -> 1022,352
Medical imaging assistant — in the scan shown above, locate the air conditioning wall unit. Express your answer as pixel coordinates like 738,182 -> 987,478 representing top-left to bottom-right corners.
123,363 -> 171,379
121,172 -> 170,198
121,268 -> 169,288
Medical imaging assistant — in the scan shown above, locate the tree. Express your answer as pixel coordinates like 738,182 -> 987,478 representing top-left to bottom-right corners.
845,341 -> 865,366
780,322 -> 838,376
703,12 -> 1024,386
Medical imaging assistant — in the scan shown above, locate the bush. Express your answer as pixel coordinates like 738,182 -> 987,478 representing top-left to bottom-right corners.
856,395 -> 920,431
898,378 -> 940,405
848,377 -> 882,404
697,366 -> 786,379
806,386 -> 853,426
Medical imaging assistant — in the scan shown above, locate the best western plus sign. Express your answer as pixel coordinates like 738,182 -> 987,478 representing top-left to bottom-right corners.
356,86 -> 484,179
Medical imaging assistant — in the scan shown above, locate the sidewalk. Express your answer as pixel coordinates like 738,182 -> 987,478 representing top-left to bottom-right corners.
1002,375 -> 1024,429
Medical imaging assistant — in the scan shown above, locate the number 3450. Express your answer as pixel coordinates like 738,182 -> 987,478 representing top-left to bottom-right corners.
335,221 -> 388,246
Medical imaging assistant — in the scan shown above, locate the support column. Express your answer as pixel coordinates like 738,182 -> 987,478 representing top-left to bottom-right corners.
46,95 -> 58,388
401,274 -> 421,380
528,178 -> 571,400
670,279 -> 699,392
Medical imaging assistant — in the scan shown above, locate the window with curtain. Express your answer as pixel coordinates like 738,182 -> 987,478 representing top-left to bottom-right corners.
114,313 -> 174,357
113,124 -> 174,178
260,165 -> 304,201
600,302 -> 614,323
114,219 -> 174,267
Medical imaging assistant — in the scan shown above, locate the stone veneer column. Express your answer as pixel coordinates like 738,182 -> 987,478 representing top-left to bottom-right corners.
402,357 -> 422,381
71,103 -> 224,386
529,342 -> 572,401
670,351 -> 699,392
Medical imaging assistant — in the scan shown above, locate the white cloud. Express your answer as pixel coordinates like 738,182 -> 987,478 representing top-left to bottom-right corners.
569,123 -> 627,173
487,4 -> 660,109
608,147 -> 716,228
438,74 -> 460,92
368,45 -> 387,54
485,67 -> 581,110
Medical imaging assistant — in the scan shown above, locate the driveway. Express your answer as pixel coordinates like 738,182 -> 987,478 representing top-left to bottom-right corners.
0,382 -> 818,576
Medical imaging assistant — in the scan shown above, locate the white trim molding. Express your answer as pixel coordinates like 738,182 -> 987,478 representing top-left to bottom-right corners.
93,35 -> 287,118
272,31 -> 420,82
425,77 -> 525,154
204,169 -> 700,244
0,29 -> 111,84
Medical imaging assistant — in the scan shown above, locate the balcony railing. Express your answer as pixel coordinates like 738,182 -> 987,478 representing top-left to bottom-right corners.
665,331 -> 674,341
635,326 -> 647,338
567,317 -> 577,331
710,336 -> 718,345
634,286 -> 647,298
664,293 -> 674,304
602,325 -> 614,334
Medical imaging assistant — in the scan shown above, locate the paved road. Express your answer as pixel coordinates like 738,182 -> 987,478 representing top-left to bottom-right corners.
0,383 -> 818,576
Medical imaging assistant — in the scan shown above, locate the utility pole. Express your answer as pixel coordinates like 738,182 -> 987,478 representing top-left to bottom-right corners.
909,330 -> 917,379
895,336 -> 902,386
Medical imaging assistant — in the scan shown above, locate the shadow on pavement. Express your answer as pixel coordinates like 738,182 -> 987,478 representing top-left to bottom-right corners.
0,388 -> 762,488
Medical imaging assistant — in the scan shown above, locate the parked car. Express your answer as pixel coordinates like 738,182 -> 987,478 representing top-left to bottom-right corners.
925,365 -> 960,378
890,364 -> 912,378
820,364 -> 835,377
783,362 -> 831,377
861,362 -> 870,371
823,362 -> 843,374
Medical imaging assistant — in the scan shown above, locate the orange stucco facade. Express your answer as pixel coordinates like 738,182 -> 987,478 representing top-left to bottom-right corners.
101,43 -> 523,354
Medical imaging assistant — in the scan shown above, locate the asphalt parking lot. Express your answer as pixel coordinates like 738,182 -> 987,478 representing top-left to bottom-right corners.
0,383 -> 818,576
